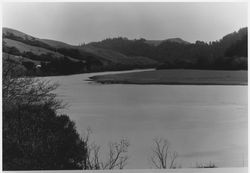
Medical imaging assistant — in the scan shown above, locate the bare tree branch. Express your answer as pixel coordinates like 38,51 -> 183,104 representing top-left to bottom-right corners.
82,129 -> 129,170
3,56 -> 64,112
150,137 -> 178,169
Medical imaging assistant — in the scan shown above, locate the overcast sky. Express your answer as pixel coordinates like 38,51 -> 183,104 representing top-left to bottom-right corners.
2,2 -> 248,45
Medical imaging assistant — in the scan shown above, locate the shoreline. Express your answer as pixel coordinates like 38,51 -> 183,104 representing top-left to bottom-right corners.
89,81 -> 248,86
89,69 -> 247,86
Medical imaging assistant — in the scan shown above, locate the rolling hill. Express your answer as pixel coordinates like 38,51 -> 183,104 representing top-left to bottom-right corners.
3,27 -> 159,76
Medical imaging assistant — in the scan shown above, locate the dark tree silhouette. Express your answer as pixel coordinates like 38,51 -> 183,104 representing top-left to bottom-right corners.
3,57 -> 86,170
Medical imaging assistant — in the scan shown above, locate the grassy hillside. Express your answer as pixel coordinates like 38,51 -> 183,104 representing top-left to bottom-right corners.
4,38 -> 63,57
40,39 -> 74,49
82,45 -> 158,66
3,27 -> 159,76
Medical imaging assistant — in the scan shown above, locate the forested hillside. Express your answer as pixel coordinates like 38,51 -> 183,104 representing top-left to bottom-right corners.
88,27 -> 247,70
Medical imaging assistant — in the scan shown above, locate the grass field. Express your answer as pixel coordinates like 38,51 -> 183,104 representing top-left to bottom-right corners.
89,69 -> 247,85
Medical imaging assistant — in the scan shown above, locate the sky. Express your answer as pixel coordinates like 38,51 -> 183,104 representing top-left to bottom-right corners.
2,2 -> 248,45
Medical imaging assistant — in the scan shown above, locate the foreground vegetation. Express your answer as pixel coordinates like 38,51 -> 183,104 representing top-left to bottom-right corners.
3,57 -> 84,170
2,58 -> 130,170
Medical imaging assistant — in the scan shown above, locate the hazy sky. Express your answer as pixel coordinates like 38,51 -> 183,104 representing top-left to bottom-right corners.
2,2 -> 248,45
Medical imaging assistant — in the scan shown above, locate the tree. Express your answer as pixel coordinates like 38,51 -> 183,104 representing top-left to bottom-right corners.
3,56 -> 86,170
82,129 -> 130,170
3,58 -> 61,111
150,138 -> 178,169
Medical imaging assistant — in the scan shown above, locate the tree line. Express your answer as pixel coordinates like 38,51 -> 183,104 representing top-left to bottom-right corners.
89,27 -> 247,70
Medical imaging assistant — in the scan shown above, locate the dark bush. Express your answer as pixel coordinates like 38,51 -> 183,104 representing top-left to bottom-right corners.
3,104 -> 86,170
3,58 -> 87,170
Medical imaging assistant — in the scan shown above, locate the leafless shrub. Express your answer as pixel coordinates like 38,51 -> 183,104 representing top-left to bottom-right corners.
150,137 -> 178,169
196,161 -> 217,168
3,55 -> 63,111
82,129 -> 130,170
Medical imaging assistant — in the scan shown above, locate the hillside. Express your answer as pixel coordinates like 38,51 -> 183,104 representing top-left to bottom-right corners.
2,27 -> 247,76
88,27 -> 247,70
3,27 -> 159,76
82,45 -> 158,67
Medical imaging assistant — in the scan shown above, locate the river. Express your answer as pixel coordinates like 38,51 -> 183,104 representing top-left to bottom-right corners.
42,69 -> 247,169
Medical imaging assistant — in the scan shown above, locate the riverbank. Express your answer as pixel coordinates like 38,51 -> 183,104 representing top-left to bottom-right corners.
22,167 -> 248,173
89,69 -> 247,85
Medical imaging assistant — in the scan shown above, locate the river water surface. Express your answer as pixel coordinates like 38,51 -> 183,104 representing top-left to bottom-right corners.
42,70 -> 247,169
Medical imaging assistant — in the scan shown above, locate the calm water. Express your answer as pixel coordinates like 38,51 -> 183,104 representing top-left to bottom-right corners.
42,70 -> 247,169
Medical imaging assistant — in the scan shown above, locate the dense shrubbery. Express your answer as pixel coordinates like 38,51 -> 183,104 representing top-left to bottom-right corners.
2,58 -> 87,170
3,104 -> 86,170
40,57 -> 86,75
3,44 -> 21,56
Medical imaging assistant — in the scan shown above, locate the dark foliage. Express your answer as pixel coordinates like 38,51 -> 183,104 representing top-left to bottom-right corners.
57,48 -> 83,60
3,104 -> 86,170
3,58 -> 87,170
22,61 -> 35,70
89,38 -> 154,59
40,57 -> 86,75
22,52 -> 55,61
89,27 -> 248,70
225,36 -> 247,57
21,61 -> 36,76
3,45 -> 21,56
